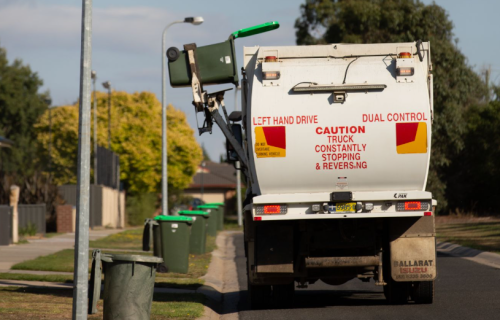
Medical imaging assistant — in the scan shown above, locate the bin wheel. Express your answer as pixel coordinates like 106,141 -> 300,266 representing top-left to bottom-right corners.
411,281 -> 434,304
272,282 -> 294,308
166,47 -> 180,62
384,278 -> 410,304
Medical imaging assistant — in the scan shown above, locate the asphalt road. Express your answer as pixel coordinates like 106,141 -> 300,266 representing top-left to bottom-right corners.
232,233 -> 500,320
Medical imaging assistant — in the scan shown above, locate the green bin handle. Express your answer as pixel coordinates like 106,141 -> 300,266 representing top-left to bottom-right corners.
230,21 -> 280,39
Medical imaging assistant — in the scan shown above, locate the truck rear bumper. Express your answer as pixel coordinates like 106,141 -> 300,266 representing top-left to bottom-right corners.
249,190 -> 433,221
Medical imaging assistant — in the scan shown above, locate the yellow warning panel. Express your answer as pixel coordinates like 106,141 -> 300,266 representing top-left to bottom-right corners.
254,126 -> 286,158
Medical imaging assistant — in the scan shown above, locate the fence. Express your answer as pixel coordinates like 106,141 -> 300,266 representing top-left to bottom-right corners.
58,185 -> 103,228
18,204 -> 46,235
97,146 -> 120,189
0,205 -> 12,245
58,184 -> 124,228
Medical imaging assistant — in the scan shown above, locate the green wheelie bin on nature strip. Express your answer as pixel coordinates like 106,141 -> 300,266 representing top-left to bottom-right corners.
154,215 -> 193,273
207,202 -> 225,231
196,204 -> 219,236
88,249 -> 163,319
178,210 -> 210,254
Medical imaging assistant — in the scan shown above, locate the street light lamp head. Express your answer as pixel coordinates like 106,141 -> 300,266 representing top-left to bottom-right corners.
91,70 -> 96,79
184,16 -> 204,25
102,81 -> 111,90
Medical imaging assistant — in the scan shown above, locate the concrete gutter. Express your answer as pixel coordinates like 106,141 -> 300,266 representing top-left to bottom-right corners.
437,241 -> 500,269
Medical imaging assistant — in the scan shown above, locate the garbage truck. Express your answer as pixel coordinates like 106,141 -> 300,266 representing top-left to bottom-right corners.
167,22 -> 436,308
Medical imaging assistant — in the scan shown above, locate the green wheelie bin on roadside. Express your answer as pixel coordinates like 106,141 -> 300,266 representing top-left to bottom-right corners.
207,202 -> 225,231
196,204 -> 219,237
154,215 -> 193,273
89,249 -> 163,319
178,210 -> 210,254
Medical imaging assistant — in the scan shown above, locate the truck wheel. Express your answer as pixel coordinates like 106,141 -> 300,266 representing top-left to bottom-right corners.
248,283 -> 272,309
384,279 -> 410,304
272,282 -> 295,308
411,281 -> 434,304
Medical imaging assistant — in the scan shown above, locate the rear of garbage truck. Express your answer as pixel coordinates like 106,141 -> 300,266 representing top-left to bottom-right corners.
165,22 -> 435,308
241,41 -> 436,308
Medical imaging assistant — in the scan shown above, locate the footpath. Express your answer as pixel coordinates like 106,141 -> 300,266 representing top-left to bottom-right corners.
0,229 -> 242,320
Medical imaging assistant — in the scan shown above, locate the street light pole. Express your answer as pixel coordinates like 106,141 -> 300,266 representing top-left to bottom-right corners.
102,81 -> 111,149
91,71 -> 97,184
72,0 -> 92,318
161,16 -> 204,215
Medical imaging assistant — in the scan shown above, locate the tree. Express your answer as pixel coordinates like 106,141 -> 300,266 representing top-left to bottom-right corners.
0,44 -> 54,208
295,0 -> 487,210
35,91 -> 202,195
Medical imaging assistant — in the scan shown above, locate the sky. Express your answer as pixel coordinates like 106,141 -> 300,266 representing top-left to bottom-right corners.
0,0 -> 499,161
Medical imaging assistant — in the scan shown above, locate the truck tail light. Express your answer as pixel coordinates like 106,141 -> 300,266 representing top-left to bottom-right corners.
262,71 -> 280,80
396,201 -> 429,211
398,52 -> 412,59
397,67 -> 414,76
265,56 -> 277,62
256,204 -> 287,215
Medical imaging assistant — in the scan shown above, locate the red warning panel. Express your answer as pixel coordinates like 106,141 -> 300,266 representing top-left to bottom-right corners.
262,126 -> 286,149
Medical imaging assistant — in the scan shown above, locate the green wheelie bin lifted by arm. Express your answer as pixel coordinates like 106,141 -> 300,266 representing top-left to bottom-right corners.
167,21 -> 280,87
178,210 -> 210,254
154,215 -> 193,274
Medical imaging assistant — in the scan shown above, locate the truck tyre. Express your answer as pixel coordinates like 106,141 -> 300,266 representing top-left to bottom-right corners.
411,281 -> 434,304
384,279 -> 410,304
272,282 -> 294,308
248,283 -> 272,310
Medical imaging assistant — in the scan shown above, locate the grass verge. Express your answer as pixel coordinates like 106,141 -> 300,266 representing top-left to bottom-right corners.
88,228 -> 143,250
436,221 -> 500,254
224,218 -> 243,231
0,287 -> 205,319
11,249 -> 152,273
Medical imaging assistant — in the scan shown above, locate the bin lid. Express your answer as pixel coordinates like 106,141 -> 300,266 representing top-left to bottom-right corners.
102,253 -> 163,263
178,210 -> 210,217
207,202 -> 224,206
154,215 -> 193,223
197,204 -> 219,209
231,21 -> 280,39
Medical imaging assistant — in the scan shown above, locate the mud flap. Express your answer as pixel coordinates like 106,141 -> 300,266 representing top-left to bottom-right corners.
390,237 -> 436,282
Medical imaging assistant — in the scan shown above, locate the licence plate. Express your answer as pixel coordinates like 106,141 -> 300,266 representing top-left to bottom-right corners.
328,202 -> 356,213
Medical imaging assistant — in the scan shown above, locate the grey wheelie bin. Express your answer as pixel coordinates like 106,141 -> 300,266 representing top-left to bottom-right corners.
154,215 -> 193,273
88,249 -> 163,319
178,210 -> 210,254
196,204 -> 219,237
207,202 -> 225,231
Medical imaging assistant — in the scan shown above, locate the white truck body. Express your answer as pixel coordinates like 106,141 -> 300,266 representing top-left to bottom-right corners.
244,42 -> 433,220
240,42 -> 436,308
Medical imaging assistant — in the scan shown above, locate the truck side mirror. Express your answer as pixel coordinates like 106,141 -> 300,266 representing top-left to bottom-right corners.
226,124 -> 243,163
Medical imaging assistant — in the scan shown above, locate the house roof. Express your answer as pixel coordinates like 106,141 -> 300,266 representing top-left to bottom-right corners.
188,161 -> 236,189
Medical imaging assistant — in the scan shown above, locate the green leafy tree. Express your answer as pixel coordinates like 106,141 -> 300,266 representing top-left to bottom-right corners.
0,45 -> 54,208
35,91 -> 202,196
295,0 -> 487,210
447,101 -> 500,214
